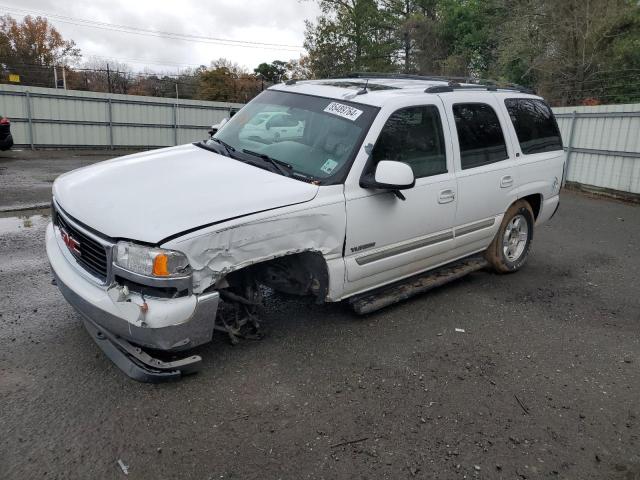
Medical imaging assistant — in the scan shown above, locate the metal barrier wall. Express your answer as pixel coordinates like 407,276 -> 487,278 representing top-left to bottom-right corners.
0,84 -> 244,149
554,103 -> 640,195
1,84 -> 639,194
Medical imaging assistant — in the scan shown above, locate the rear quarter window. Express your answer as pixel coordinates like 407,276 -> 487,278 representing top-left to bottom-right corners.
505,98 -> 563,154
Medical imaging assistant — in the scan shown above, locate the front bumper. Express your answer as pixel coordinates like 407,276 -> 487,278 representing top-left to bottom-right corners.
46,222 -> 220,380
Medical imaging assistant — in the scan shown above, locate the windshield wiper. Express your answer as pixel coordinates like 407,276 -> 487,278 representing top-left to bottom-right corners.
242,149 -> 294,177
210,137 -> 236,157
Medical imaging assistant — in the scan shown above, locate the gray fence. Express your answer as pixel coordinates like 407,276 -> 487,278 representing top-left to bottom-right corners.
554,103 -> 640,195
1,83 -> 639,194
0,84 -> 244,149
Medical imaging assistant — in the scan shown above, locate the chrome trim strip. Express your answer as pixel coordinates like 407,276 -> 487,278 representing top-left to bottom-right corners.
112,264 -> 192,293
454,218 -> 495,237
53,199 -> 194,293
356,231 -> 454,266
53,223 -> 111,287
53,200 -> 115,286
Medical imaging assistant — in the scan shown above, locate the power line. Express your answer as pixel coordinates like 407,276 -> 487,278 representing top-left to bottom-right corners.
0,4 -> 305,51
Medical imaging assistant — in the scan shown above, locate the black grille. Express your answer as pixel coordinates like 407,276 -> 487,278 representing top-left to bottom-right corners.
55,209 -> 109,282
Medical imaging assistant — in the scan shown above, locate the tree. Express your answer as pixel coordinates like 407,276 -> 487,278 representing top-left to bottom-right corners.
0,15 -> 80,86
197,58 -> 261,102
254,60 -> 288,83
380,0 -> 439,73
287,56 -> 312,79
304,0 -> 398,78
497,0 -> 640,105
68,58 -> 131,94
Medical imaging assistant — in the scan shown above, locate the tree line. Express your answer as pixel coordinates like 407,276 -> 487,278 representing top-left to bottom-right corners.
2,3 -> 639,106
0,15 -> 308,103
304,0 -> 640,105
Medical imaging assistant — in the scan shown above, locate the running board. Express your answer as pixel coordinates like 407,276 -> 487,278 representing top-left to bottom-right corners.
349,255 -> 489,315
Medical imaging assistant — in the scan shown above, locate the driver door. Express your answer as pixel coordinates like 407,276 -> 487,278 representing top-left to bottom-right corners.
343,101 -> 458,295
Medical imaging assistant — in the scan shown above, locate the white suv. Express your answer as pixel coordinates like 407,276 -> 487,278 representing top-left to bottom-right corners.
46,75 -> 565,381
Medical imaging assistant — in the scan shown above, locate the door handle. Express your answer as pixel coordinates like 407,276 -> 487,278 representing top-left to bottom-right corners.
438,189 -> 455,204
500,175 -> 514,188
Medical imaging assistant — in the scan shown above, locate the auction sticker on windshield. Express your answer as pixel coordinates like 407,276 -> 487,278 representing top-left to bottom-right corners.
324,102 -> 363,121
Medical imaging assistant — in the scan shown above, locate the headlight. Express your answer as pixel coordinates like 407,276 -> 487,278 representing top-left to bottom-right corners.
114,242 -> 190,278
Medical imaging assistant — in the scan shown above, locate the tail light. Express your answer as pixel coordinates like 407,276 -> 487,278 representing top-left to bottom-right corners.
0,117 -> 9,125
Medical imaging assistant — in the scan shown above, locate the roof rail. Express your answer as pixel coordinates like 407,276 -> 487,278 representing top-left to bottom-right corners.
344,72 -> 455,82
425,83 -> 535,95
343,72 -> 535,95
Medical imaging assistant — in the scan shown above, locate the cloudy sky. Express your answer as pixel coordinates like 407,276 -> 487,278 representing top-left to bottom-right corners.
0,0 -> 321,73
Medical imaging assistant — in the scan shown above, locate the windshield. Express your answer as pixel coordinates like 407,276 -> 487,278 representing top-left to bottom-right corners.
207,90 -> 377,182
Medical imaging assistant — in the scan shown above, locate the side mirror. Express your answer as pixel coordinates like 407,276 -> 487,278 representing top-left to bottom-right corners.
209,118 -> 229,137
361,160 -> 415,200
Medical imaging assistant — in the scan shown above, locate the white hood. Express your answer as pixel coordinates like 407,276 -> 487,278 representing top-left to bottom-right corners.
53,144 -> 319,244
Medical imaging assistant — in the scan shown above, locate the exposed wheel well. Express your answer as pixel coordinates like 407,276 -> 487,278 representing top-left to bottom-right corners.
224,251 -> 329,301
520,194 -> 542,220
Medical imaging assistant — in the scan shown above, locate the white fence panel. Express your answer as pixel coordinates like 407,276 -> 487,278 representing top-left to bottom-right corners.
0,83 -> 243,149
553,104 -> 640,194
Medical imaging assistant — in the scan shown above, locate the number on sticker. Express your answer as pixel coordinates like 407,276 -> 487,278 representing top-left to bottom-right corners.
324,102 -> 363,121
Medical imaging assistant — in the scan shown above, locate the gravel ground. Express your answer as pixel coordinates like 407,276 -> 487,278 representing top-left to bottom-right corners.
1,152 -> 639,479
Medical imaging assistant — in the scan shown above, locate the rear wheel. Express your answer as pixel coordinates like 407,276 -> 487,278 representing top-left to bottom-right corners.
485,200 -> 534,273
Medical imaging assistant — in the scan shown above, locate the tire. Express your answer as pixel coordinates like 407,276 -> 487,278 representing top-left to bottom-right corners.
485,200 -> 534,273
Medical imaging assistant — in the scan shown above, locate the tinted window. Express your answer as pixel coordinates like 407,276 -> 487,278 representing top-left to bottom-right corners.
505,98 -> 563,154
372,106 -> 447,178
453,103 -> 508,169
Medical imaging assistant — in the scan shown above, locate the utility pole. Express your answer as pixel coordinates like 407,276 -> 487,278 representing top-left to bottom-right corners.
53,65 -> 58,89
106,63 -> 112,94
62,65 -> 67,90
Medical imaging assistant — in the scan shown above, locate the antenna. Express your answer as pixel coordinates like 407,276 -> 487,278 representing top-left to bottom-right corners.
356,78 -> 369,95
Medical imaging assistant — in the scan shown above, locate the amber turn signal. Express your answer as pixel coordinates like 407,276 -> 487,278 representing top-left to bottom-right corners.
152,253 -> 169,276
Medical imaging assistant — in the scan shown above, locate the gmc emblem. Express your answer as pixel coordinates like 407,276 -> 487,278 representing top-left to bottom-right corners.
60,228 -> 81,256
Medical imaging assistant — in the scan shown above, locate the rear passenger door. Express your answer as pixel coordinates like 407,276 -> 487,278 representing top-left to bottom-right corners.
440,94 -> 518,253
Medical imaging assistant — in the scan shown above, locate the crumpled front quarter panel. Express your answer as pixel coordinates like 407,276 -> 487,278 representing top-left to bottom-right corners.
164,186 -> 347,295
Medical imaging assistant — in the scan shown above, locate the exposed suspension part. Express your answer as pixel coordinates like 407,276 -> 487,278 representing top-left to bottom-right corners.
214,280 -> 263,345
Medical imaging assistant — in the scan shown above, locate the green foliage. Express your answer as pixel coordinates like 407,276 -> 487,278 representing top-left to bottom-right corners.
304,0 -> 398,78
254,60 -> 289,83
305,0 -> 640,105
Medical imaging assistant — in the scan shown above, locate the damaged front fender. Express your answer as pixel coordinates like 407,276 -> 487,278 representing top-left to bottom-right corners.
163,188 -> 346,296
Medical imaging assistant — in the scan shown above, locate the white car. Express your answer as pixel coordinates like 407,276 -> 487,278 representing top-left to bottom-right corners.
47,75 -> 565,381
238,111 -> 305,143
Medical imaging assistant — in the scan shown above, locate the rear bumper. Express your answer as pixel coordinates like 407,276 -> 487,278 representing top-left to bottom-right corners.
46,222 -> 219,352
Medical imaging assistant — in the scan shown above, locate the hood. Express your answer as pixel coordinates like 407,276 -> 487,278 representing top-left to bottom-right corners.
53,144 -> 319,244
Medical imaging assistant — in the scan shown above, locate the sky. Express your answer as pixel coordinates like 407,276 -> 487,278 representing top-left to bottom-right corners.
0,0 -> 321,73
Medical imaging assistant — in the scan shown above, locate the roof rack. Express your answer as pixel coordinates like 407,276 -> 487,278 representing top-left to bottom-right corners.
342,72 -> 535,95
425,82 -> 535,95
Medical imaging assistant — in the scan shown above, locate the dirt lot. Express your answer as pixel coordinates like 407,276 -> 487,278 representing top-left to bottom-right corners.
1,151 -> 639,479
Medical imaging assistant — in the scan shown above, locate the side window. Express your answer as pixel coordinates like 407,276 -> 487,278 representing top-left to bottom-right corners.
505,98 -> 563,154
453,103 -> 508,170
372,106 -> 447,178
